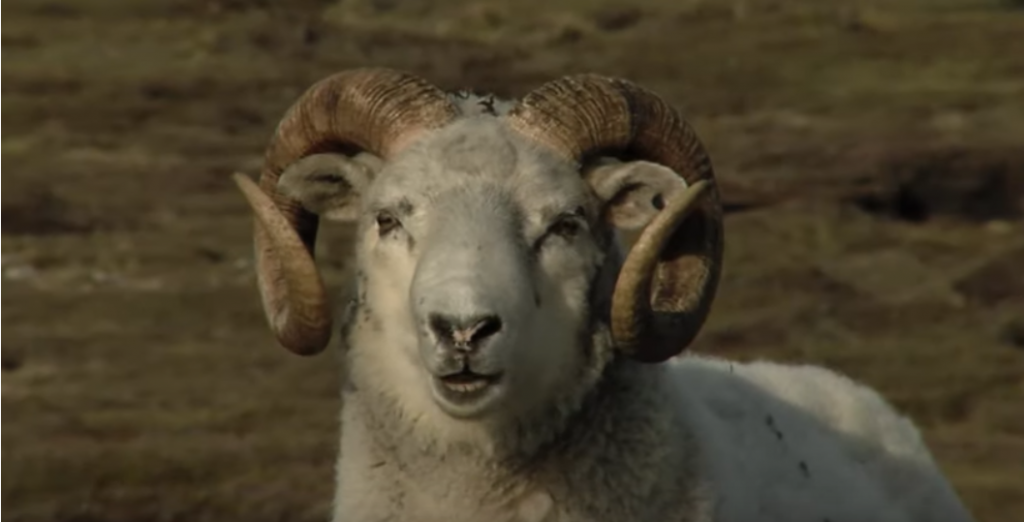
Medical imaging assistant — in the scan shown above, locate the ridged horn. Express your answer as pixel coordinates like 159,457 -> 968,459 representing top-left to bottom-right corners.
235,68 -> 458,355
506,75 -> 723,363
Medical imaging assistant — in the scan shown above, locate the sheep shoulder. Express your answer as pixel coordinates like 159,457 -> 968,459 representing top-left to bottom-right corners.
667,355 -> 975,522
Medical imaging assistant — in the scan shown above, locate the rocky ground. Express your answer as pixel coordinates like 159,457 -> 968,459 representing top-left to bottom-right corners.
2,0 -> 1023,520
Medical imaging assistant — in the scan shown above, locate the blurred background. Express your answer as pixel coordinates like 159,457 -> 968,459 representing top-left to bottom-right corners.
2,0 -> 1022,520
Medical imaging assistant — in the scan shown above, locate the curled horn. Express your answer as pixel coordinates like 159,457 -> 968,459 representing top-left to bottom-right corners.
506,75 -> 724,363
234,68 -> 458,355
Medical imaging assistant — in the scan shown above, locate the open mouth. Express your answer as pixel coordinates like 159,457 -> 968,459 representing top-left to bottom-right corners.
431,368 -> 505,414
438,369 -> 503,394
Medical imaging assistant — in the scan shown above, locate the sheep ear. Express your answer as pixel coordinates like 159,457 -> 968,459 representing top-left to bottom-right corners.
277,152 -> 383,222
584,159 -> 689,231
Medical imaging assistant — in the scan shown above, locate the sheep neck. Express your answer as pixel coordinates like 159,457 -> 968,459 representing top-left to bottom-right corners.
335,351 -> 709,520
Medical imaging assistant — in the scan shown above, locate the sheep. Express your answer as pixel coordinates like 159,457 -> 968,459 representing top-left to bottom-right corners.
231,67 -> 977,522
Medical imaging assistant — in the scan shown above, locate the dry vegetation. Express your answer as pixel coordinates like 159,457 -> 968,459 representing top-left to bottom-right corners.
2,0 -> 1023,520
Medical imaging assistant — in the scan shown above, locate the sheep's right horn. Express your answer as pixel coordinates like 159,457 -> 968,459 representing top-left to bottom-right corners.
237,68 -> 458,355
610,179 -> 714,362
507,75 -> 724,363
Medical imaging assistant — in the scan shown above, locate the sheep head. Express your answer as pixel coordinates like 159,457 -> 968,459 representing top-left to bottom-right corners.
233,68 -> 723,420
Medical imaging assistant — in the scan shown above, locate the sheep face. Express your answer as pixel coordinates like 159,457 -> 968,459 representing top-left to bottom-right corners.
279,115 -> 691,427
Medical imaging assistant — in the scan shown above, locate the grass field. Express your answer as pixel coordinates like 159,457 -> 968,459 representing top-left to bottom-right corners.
2,0 -> 1023,520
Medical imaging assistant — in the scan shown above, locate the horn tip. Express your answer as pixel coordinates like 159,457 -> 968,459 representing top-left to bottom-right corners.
280,322 -> 333,357
232,171 -> 256,189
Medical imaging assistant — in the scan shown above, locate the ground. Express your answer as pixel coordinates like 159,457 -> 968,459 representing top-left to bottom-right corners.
2,0 -> 1022,521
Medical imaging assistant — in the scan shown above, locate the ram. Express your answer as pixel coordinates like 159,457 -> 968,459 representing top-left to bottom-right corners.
232,68 -> 975,522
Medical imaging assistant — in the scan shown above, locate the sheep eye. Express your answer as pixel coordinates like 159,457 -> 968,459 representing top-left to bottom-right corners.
543,207 -> 586,243
549,216 -> 582,239
375,212 -> 401,236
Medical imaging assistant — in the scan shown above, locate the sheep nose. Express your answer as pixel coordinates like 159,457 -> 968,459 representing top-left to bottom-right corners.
429,313 -> 503,352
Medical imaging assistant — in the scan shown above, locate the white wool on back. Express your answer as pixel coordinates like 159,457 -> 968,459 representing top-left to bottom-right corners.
669,355 -> 974,522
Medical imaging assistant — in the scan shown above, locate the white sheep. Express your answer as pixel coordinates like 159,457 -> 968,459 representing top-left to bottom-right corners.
231,68 -> 976,522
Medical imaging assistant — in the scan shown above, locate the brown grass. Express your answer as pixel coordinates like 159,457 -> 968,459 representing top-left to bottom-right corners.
3,0 -> 1023,520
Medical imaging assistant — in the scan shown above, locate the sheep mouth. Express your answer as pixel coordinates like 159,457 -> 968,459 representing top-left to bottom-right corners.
437,370 -> 503,394
431,369 -> 505,415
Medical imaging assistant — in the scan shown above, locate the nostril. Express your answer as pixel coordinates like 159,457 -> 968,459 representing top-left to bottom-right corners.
429,314 -> 455,342
471,315 -> 503,343
428,313 -> 503,350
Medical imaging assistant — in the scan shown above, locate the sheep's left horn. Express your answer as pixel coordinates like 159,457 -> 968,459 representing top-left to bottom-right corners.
506,75 -> 723,363
241,68 -> 458,355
